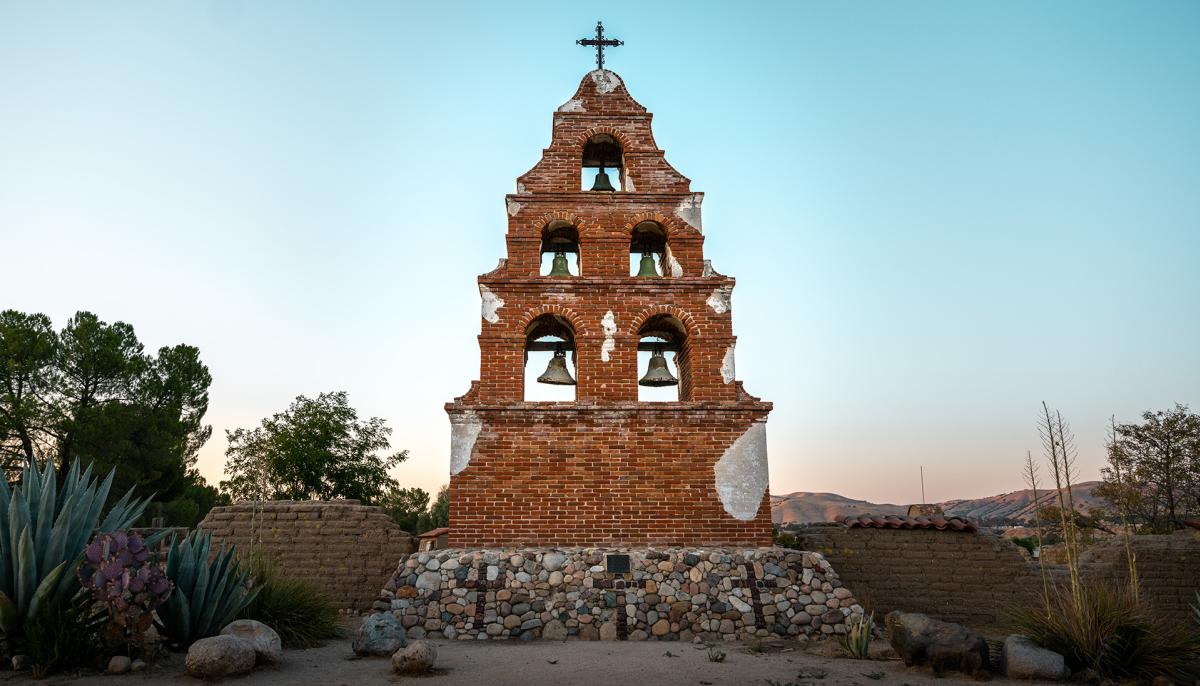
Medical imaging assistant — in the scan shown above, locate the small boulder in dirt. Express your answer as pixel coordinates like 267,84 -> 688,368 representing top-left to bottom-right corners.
1003,635 -> 1069,680
392,639 -> 438,675
107,655 -> 131,674
221,618 -> 283,665
353,612 -> 406,657
885,610 -> 989,677
186,634 -> 256,679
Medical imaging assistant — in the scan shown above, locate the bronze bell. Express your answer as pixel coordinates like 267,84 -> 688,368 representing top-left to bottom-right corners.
635,252 -> 659,278
590,166 -> 616,192
547,251 -> 572,277
537,348 -> 576,386
638,347 -> 678,387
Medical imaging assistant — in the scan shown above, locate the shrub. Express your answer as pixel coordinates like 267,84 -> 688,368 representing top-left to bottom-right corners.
1010,583 -> 1200,682
240,555 -> 339,648
840,612 -> 874,659
24,597 -> 104,678
0,459 -> 152,652
156,531 -> 257,647
705,645 -> 726,663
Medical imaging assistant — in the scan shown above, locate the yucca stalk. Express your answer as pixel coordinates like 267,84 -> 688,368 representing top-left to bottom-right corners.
1040,402 -> 1081,606
1023,450 -> 1051,616
0,458 -> 155,644
1107,416 -> 1139,604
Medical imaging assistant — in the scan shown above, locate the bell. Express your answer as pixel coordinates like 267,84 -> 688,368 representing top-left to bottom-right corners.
590,166 -> 616,192
635,252 -> 659,278
547,251 -> 572,277
638,347 -> 678,387
536,348 -> 576,386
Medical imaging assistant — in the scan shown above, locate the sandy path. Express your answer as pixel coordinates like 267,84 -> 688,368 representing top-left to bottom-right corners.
10,635 -> 1032,686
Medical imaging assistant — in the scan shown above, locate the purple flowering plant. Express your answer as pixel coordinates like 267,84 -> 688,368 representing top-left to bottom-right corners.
77,531 -> 173,651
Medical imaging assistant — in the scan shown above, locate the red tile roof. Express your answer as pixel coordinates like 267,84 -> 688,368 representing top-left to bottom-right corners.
418,527 -> 450,539
838,514 -> 978,533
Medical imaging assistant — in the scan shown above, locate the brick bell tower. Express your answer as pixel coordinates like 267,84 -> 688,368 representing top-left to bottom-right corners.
446,36 -> 772,549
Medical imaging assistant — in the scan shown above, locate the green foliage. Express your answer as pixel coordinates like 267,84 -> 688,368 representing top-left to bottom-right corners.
423,485 -> 449,533
0,458 -> 153,646
0,309 -> 214,511
705,645 -> 726,662
240,555 -> 338,648
145,469 -> 230,528
25,596 -> 104,678
1010,583 -> 1200,682
772,527 -> 800,549
382,486 -> 431,534
840,612 -> 875,659
1011,536 -> 1037,554
157,531 -> 258,646
1097,403 -> 1200,532
220,391 -> 408,503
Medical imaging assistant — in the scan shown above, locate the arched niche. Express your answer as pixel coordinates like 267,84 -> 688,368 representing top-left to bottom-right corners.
540,220 -> 580,277
636,313 -> 690,402
524,313 -> 577,401
581,133 -> 623,192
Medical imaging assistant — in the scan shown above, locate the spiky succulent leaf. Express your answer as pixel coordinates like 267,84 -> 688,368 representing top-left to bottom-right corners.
157,531 -> 256,645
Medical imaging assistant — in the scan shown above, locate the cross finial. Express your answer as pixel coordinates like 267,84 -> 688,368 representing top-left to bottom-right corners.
576,20 -> 622,71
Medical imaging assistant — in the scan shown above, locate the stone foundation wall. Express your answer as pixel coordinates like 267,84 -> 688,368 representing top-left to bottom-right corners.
199,500 -> 416,610
377,547 -> 862,641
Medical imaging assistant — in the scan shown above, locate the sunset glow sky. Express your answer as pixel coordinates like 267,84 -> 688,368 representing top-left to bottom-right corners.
3,1 -> 1198,504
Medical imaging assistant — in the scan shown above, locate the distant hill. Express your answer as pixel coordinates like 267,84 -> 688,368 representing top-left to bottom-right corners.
771,481 -> 1107,525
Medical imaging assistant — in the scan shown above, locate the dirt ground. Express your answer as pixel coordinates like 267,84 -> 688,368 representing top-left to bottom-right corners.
6,633 -> 1035,686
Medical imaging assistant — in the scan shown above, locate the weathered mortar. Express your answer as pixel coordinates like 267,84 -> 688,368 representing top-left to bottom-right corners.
199,500 -> 415,610
378,547 -> 862,642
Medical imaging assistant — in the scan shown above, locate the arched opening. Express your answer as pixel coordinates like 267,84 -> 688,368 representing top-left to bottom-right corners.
636,314 -> 690,402
523,314 -> 577,401
540,221 -> 580,277
630,221 -> 666,278
581,133 -> 623,192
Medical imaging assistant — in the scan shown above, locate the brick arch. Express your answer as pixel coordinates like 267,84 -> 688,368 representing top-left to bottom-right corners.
622,212 -> 689,238
625,305 -> 699,339
518,305 -> 590,338
528,211 -> 593,236
574,126 -> 633,156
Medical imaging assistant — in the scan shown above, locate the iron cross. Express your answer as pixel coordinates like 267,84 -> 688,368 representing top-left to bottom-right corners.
577,20 -> 623,71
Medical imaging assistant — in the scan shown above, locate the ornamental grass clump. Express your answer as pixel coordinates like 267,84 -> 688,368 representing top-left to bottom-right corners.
240,554 -> 338,648
155,530 -> 257,647
840,612 -> 875,659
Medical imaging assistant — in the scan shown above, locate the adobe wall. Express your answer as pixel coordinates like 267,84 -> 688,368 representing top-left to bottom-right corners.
794,525 -> 1200,629
199,500 -> 416,610
794,525 -> 1047,628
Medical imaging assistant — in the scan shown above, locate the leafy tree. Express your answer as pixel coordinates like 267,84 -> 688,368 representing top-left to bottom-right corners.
221,391 -> 407,503
0,309 -> 218,524
382,486 -> 431,534
421,484 -> 449,532
1097,404 -> 1200,532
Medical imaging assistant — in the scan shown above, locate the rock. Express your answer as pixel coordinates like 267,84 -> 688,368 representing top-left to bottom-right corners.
11,655 -> 28,671
867,639 -> 898,660
107,656 -> 132,674
651,619 -> 670,636
885,611 -> 989,677
391,640 -> 438,675
1003,635 -> 1069,681
185,635 -> 256,679
130,659 -> 147,673
353,613 -> 407,656
221,619 -> 283,665
542,552 -> 567,572
543,619 -> 568,641
599,622 -> 618,641
415,570 -> 441,591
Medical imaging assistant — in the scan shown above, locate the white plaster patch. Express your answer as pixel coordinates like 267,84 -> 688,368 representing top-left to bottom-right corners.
675,193 -> 704,231
702,260 -> 715,277
590,70 -> 622,94
506,199 -> 523,217
449,411 -> 483,476
721,343 -> 736,384
713,421 -> 769,521
557,98 -> 586,113
480,285 -> 504,323
664,246 -> 684,277
706,285 -> 733,314
516,182 -> 528,195
600,310 -> 617,362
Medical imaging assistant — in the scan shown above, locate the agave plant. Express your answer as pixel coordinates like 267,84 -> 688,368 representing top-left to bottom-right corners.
0,458 -> 153,643
840,611 -> 875,659
156,530 -> 257,646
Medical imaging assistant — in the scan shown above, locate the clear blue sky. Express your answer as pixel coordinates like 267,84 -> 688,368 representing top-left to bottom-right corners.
2,1 -> 1197,504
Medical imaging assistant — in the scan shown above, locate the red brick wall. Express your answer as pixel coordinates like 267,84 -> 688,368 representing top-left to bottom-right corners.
449,70 -> 772,549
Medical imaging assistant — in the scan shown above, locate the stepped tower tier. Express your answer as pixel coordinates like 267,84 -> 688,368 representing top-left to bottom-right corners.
446,69 -> 773,548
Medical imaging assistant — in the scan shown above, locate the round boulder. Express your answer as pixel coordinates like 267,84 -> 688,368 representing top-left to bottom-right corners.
1003,635 -> 1069,681
221,619 -> 283,665
354,612 -> 407,657
391,640 -> 438,675
186,635 -> 257,679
